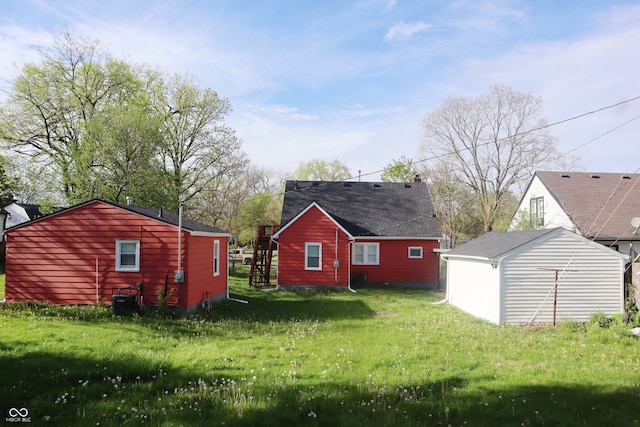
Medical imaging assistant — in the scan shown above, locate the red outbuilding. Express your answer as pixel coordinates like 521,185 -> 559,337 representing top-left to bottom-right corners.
5,200 -> 231,313
272,179 -> 442,289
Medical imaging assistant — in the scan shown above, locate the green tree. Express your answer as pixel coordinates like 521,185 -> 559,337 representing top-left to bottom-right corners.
149,73 -> 245,212
381,156 -> 418,182
292,159 -> 351,181
236,193 -> 281,245
0,155 -> 15,207
86,102 -> 168,206
0,32 -> 150,205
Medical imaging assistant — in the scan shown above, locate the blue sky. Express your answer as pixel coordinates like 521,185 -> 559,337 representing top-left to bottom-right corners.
1,0 -> 639,181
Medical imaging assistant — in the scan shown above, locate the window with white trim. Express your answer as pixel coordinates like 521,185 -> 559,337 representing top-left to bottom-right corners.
408,246 -> 423,258
305,242 -> 322,270
116,240 -> 140,272
353,243 -> 379,265
530,196 -> 544,226
213,240 -> 220,276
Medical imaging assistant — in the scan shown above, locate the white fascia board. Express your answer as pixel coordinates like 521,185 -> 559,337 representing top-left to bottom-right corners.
189,231 -> 233,238
354,236 -> 441,241
441,253 -> 496,263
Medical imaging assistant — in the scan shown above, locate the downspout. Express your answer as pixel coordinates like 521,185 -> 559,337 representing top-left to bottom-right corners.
95,258 -> 99,304
272,234 -> 280,291
226,237 -> 248,304
347,238 -> 357,293
334,229 -> 338,286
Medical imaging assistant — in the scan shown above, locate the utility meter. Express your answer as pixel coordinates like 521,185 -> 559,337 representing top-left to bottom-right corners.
174,270 -> 184,284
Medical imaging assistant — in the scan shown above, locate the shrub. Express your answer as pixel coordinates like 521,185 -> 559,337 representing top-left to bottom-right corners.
589,312 -> 610,328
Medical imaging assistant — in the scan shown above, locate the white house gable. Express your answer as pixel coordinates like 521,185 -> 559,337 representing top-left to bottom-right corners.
513,175 -> 575,232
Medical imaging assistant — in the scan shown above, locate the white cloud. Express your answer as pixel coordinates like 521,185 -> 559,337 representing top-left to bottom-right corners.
437,4 -> 640,174
384,21 -> 431,41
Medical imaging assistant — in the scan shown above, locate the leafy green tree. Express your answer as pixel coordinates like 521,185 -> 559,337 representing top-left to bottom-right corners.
381,156 -> 418,182
86,102 -> 168,206
0,32 -> 149,205
0,155 -> 15,207
236,193 -> 281,245
292,159 -> 351,181
149,73 -> 245,212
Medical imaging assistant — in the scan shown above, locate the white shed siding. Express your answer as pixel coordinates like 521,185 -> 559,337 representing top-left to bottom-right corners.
447,257 -> 500,324
501,233 -> 624,324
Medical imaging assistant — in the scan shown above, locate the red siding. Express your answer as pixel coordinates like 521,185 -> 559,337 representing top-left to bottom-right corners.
351,239 -> 439,285
5,201 -> 228,309
277,206 -> 350,287
277,206 -> 440,287
184,236 -> 227,308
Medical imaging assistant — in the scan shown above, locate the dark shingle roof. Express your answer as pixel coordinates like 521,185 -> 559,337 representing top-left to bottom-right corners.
446,228 -> 558,259
280,181 -> 441,238
534,171 -> 640,240
16,203 -> 47,220
114,203 -> 227,234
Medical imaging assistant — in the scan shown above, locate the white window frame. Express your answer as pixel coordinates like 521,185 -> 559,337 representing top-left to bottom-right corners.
353,243 -> 380,265
530,196 -> 544,226
213,240 -> 220,276
305,242 -> 322,270
116,240 -> 140,272
408,246 -> 423,259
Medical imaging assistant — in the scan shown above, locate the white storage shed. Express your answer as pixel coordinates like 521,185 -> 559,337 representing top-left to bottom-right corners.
443,228 -> 628,325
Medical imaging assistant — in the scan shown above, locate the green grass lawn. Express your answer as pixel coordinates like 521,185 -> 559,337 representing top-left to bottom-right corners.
1,274 -> 639,426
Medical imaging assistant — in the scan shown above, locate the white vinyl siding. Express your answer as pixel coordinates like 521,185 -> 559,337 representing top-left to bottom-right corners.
353,243 -> 379,265
501,233 -> 624,324
447,229 -> 626,325
447,258 -> 501,324
116,240 -> 140,272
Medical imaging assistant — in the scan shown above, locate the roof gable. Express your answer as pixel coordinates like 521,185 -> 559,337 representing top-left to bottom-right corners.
280,181 -> 441,238
272,201 -> 353,240
534,171 -> 640,240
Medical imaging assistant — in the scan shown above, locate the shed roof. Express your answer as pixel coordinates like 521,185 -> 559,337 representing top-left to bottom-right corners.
280,181 -> 441,238
446,227 -> 628,262
530,171 -> 640,240
446,228 -> 558,259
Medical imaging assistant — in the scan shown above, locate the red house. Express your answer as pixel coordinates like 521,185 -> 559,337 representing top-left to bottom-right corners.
272,180 -> 442,289
5,200 -> 231,313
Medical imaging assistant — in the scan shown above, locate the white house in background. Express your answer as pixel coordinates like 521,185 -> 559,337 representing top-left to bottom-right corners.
1,203 -> 49,241
511,171 -> 640,258
443,227 -> 628,325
